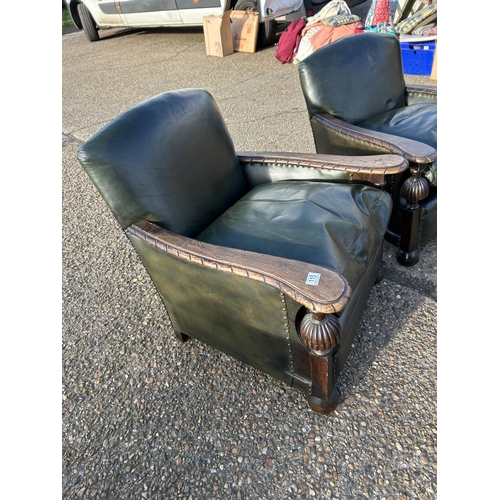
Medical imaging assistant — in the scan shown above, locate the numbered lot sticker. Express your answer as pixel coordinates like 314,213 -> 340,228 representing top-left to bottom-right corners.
305,272 -> 321,286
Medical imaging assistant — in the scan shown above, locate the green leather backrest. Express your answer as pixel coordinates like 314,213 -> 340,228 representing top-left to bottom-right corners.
298,33 -> 407,125
77,89 -> 248,237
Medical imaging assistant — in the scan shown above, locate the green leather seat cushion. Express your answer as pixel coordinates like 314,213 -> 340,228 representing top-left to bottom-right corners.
196,181 -> 392,290
358,102 -> 437,150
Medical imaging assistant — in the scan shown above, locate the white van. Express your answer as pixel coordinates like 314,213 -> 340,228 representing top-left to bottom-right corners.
65,0 -> 308,46
65,0 -> 364,47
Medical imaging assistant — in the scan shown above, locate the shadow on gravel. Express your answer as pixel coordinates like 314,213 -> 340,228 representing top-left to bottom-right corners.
334,273 -> 436,410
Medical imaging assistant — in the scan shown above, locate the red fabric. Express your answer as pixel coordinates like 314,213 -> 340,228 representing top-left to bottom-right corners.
372,0 -> 391,25
275,17 -> 307,64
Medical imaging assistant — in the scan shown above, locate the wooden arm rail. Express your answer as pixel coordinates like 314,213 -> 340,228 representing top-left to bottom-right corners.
127,220 -> 352,314
313,114 -> 437,165
237,151 -> 408,175
405,84 -> 437,98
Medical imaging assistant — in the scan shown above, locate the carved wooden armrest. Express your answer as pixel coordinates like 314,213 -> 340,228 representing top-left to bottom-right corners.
237,151 -> 408,176
127,220 -> 352,315
313,114 -> 437,165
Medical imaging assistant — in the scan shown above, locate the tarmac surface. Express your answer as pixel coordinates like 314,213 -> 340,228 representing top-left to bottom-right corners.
62,2 -> 437,498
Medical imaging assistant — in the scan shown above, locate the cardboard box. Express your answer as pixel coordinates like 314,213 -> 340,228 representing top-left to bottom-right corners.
230,11 -> 259,53
203,12 -> 233,57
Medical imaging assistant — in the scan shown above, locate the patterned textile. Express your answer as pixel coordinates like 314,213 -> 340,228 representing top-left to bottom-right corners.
365,0 -> 398,28
306,0 -> 351,25
412,22 -> 437,37
396,3 -> 438,34
324,14 -> 360,27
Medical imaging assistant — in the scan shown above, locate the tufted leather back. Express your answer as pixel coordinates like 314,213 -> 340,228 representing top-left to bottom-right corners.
78,89 -> 248,237
298,33 -> 407,125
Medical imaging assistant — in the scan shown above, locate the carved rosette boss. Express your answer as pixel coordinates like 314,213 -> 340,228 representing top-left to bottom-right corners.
299,312 -> 341,355
401,166 -> 430,209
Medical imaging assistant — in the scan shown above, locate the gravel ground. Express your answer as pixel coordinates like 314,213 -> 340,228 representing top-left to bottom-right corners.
63,133 -> 436,499
62,1 -> 438,497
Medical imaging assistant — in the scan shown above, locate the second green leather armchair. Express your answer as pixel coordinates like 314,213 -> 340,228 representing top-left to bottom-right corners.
298,32 -> 437,267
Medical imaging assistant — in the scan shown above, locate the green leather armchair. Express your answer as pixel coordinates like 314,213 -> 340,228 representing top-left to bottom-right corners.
77,89 -> 406,414
298,32 -> 437,267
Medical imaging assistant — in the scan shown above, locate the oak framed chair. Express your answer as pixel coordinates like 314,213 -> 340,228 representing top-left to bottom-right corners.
77,88 -> 408,413
298,32 -> 437,266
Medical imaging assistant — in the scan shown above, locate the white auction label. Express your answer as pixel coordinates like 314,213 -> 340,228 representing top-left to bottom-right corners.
305,272 -> 321,286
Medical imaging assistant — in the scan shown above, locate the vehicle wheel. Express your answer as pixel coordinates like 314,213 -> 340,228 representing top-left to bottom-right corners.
77,2 -> 100,42
233,0 -> 278,48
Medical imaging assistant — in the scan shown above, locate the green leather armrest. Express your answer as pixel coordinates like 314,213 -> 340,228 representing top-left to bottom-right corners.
127,220 -> 352,314
311,114 -> 437,165
237,151 -> 408,188
405,84 -> 437,106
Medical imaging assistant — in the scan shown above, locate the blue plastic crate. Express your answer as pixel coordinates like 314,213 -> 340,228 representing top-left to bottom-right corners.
400,41 -> 436,76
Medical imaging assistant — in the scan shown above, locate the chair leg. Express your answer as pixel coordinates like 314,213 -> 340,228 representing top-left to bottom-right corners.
396,202 -> 421,266
303,352 -> 340,414
307,385 -> 339,414
374,261 -> 385,284
397,248 -> 420,267
299,312 -> 341,414
173,329 -> 189,343
397,163 -> 430,267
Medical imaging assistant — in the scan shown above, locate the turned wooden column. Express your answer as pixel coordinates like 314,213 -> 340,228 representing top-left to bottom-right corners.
299,311 -> 341,414
397,162 -> 430,266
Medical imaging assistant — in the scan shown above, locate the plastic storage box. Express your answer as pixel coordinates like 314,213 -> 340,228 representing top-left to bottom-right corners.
400,41 -> 436,76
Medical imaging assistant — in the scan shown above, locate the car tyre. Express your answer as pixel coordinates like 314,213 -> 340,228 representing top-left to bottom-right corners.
78,3 -> 100,42
234,0 -> 277,48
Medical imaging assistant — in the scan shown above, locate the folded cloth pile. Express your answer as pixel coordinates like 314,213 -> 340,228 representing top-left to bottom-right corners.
293,0 -> 363,64
306,0 -> 351,24
395,2 -> 437,35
